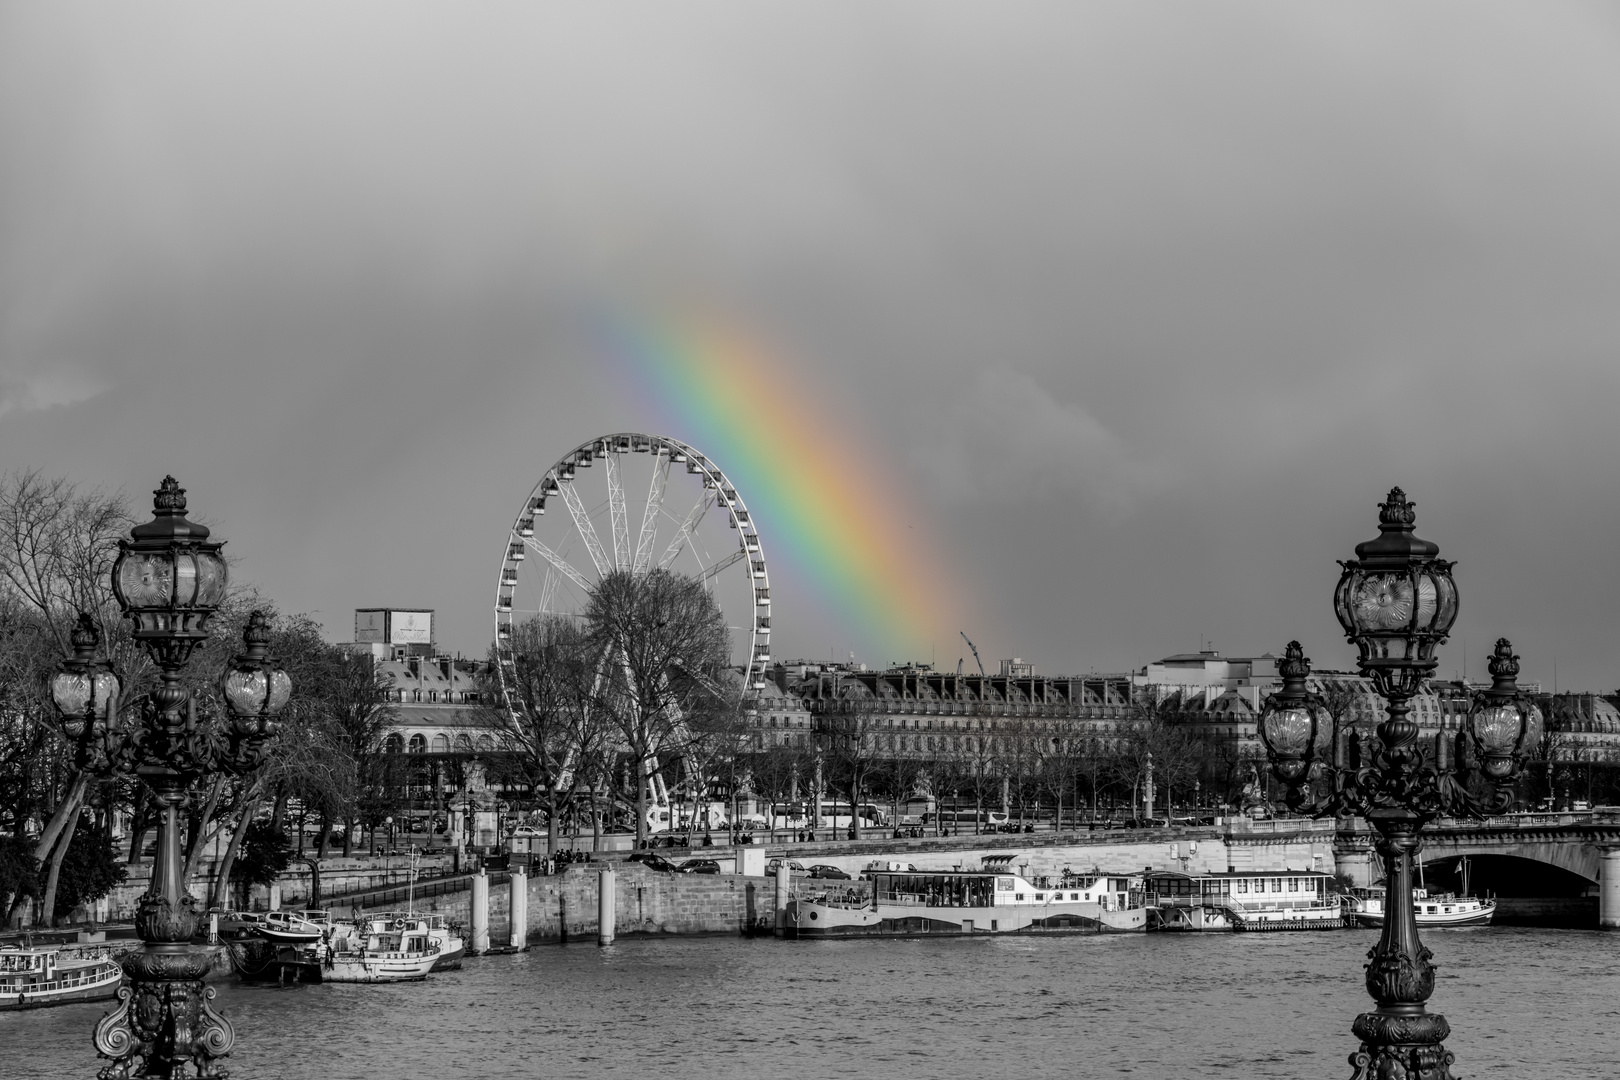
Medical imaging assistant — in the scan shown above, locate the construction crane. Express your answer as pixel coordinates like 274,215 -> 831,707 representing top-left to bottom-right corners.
959,631 -> 986,677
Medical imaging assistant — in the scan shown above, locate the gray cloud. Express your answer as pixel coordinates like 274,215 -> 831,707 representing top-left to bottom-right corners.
1,3 -> 1617,687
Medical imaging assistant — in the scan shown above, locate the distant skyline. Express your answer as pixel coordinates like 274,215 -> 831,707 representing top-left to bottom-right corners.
2,4 -> 1617,689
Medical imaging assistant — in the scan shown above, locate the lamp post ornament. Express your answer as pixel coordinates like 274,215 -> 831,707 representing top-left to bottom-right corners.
51,477 -> 290,1079
1258,489 -> 1540,1080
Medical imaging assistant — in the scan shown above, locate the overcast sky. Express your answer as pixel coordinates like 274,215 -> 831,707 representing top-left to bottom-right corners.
3,3 -> 1617,690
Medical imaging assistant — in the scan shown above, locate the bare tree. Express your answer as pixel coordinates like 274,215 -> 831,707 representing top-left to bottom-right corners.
1118,687 -> 1203,822
586,569 -> 733,848
0,472 -> 135,925
819,683 -> 888,840
483,614 -> 594,857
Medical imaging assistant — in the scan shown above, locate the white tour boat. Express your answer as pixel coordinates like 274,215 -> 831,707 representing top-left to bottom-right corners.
1145,870 -> 1345,932
0,946 -> 123,1011
783,856 -> 1147,937
321,919 -> 440,983
1342,887 -> 1495,928
361,912 -> 465,971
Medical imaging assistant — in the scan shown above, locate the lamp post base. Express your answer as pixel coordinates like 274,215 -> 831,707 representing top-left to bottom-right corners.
1349,1009 -> 1455,1080
93,945 -> 234,1079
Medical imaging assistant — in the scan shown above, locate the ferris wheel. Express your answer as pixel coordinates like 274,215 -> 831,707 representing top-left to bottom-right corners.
493,433 -> 771,712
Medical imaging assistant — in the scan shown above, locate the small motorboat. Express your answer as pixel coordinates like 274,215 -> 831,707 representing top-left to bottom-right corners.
257,910 -> 326,944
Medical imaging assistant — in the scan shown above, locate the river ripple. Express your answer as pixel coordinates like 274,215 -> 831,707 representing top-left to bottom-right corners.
5,927 -> 1617,1079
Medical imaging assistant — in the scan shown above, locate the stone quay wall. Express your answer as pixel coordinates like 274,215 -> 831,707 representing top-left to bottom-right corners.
98,854 -> 458,920
375,864 -> 773,947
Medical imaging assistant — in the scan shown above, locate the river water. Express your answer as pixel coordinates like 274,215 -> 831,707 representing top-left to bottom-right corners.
6,927 -> 1618,1080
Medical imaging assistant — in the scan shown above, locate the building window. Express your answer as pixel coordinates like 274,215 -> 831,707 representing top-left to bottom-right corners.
408,734 -> 426,754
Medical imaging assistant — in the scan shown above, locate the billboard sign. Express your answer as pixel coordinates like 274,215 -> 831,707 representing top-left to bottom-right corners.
354,609 -> 387,643
389,610 -> 433,645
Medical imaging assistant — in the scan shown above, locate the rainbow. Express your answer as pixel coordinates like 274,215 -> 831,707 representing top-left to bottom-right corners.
592,306 -> 959,661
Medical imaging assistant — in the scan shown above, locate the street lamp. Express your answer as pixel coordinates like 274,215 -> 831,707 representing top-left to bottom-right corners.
1258,489 -> 1539,1080
52,477 -> 289,1079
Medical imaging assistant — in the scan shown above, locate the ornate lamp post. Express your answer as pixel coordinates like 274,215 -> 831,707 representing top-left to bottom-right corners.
1257,489 -> 1541,1080
51,477 -> 289,1079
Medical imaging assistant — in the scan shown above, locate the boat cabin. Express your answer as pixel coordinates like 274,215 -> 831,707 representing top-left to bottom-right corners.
1145,870 -> 1335,912
864,857 -> 1141,911
0,948 -> 60,986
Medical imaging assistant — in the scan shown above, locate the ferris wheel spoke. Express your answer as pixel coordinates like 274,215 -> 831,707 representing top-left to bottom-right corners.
695,548 -> 746,583
657,488 -> 716,570
557,479 -> 612,577
538,566 -> 558,614
632,456 -> 670,575
523,536 -> 593,591
604,452 -> 631,571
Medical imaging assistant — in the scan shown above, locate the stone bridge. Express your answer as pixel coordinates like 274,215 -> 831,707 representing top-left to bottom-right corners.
1324,810 -> 1620,928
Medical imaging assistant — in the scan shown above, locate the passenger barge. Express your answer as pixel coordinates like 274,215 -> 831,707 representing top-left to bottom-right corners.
1,946 -> 123,1010
1144,870 -> 1344,931
783,856 -> 1147,937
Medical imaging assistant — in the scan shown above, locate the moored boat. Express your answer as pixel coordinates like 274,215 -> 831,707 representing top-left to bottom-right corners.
364,912 -> 465,971
0,946 -> 123,1011
321,920 -> 440,983
1145,870 -> 1345,932
784,855 -> 1147,937
258,909 -> 327,945
1342,887 -> 1495,928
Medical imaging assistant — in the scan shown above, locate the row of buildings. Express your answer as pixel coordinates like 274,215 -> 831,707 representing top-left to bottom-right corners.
351,604 -> 1618,799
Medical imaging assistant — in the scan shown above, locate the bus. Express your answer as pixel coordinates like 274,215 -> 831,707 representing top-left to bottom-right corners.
927,808 -> 1010,831
767,801 -> 888,831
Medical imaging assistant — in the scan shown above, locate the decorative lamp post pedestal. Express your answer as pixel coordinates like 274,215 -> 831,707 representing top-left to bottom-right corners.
1257,489 -> 1540,1080
52,478 -> 289,1080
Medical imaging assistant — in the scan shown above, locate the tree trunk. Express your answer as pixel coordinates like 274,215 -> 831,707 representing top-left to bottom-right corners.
850,774 -> 862,840
40,807 -> 82,927
268,786 -> 289,836
32,773 -> 88,863
126,798 -> 150,864
182,776 -> 227,888
210,791 -> 263,910
316,813 -> 332,858
636,757 -> 652,849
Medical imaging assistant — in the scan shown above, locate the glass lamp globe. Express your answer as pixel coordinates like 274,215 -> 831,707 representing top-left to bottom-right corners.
1468,638 -> 1536,781
220,611 -> 292,736
1332,488 -> 1459,697
51,613 -> 120,739
1258,642 -> 1330,783
111,477 -> 228,667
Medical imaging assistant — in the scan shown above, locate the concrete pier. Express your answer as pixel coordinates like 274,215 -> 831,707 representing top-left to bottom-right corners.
598,869 -> 616,945
509,865 -> 528,950
774,865 -> 790,937
1600,847 -> 1620,929
470,869 -> 490,954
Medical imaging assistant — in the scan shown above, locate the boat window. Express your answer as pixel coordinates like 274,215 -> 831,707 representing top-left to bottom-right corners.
1034,893 -> 1044,901
1289,879 -> 1299,892
1271,879 -> 1282,893
1015,893 -> 1024,901
1237,881 -> 1248,893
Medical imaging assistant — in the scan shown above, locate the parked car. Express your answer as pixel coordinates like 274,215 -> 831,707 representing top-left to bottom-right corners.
806,864 -> 851,880
627,852 -> 681,873
676,859 -> 723,875
766,859 -> 806,875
